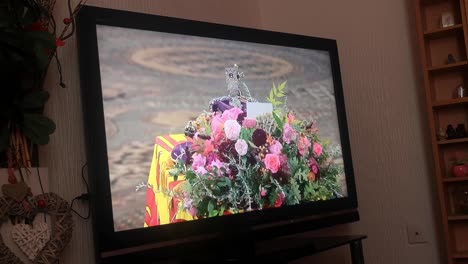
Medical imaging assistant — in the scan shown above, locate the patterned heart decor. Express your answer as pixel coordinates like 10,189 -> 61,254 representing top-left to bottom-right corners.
12,223 -> 51,261
0,193 -> 73,264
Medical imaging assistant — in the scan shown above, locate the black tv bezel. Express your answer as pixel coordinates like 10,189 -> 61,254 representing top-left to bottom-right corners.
76,6 -> 358,257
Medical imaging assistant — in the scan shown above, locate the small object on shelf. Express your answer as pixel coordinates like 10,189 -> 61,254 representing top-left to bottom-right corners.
437,128 -> 447,141
446,124 -> 457,139
447,54 -> 456,64
453,185 -> 468,214
455,124 -> 467,138
452,162 -> 468,178
441,12 -> 455,28
457,85 -> 465,98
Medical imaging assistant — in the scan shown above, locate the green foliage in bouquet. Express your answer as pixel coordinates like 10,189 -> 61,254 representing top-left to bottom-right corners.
169,83 -> 343,219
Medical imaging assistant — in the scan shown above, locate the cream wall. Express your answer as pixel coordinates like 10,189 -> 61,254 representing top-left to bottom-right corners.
42,1 -> 441,263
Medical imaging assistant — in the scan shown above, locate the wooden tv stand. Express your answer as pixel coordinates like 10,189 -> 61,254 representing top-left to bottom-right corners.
181,235 -> 367,264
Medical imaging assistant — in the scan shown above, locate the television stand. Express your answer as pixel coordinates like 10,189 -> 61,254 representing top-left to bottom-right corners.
181,235 -> 367,264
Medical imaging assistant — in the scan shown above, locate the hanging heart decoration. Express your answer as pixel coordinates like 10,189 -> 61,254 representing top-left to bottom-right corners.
0,192 -> 73,264
12,222 -> 51,261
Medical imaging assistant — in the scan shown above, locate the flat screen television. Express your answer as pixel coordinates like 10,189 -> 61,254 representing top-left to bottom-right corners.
76,6 -> 358,262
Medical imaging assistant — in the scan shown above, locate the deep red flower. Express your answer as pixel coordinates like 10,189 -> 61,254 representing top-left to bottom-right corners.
237,112 -> 247,123
218,140 -> 236,162
252,129 -> 267,146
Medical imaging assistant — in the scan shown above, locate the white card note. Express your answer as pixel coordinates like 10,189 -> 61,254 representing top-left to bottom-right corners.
246,102 -> 273,119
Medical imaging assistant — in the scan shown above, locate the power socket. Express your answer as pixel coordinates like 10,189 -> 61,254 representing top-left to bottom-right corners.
407,225 -> 428,244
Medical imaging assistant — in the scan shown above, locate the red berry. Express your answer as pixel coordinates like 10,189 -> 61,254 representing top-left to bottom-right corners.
37,199 -> 46,209
55,38 -> 65,47
63,18 -> 72,25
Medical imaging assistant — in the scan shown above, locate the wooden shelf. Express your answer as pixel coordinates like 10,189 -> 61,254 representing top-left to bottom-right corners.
437,138 -> 468,145
443,176 -> 468,183
427,61 -> 468,72
415,0 -> 468,262
448,215 -> 468,221
424,24 -> 464,39
421,0 -> 453,5
453,251 -> 468,259
433,97 -> 468,107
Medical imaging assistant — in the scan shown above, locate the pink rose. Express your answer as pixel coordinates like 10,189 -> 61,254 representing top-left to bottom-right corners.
313,142 -> 323,157
282,123 -> 297,144
235,139 -> 248,156
224,120 -> 241,140
297,136 -> 311,156
242,118 -> 257,128
260,187 -> 267,197
269,140 -> 283,155
221,107 -> 243,122
264,154 -> 280,173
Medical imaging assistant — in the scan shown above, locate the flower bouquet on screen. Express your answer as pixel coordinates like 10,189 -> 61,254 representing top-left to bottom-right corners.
167,65 -> 343,219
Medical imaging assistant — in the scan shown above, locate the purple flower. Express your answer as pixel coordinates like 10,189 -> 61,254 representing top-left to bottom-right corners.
269,140 -> 283,155
211,159 -> 224,169
282,123 -> 297,144
192,153 -> 206,171
183,197 -> 193,210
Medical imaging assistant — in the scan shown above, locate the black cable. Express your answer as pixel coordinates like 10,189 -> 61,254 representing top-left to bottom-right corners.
36,167 -> 45,197
70,196 -> 90,220
81,162 -> 90,196
69,163 -> 90,220
54,51 -> 66,88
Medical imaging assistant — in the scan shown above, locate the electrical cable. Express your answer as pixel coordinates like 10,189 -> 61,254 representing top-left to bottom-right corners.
69,163 -> 90,220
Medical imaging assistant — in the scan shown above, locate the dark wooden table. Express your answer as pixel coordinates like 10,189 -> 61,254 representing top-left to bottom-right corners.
255,235 -> 367,263
179,235 -> 367,264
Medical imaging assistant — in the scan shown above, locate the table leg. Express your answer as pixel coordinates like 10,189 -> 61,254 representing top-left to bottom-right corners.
350,240 -> 364,264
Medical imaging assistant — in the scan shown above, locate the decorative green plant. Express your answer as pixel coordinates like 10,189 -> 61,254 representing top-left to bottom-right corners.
0,0 -> 87,167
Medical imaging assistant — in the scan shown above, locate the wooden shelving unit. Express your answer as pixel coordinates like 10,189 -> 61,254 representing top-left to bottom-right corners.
425,24 -> 464,39
415,0 -> 468,263
448,215 -> 468,220
438,138 -> 468,145
433,97 -> 468,107
443,176 -> 468,183
427,61 -> 468,72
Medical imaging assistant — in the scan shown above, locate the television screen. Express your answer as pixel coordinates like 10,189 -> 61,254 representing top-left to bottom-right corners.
96,24 -> 349,232
77,6 -> 357,254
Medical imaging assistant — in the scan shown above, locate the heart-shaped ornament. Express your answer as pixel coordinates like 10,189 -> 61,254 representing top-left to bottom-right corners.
0,193 -> 73,264
11,223 -> 51,261
2,182 -> 30,202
